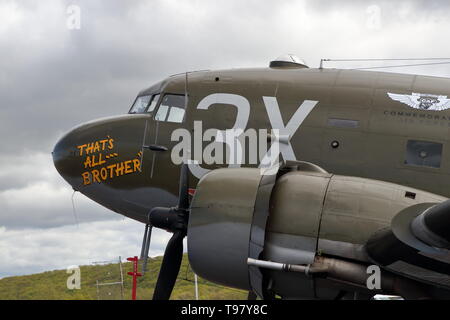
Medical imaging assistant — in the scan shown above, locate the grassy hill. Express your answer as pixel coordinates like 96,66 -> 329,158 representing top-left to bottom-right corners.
0,254 -> 247,300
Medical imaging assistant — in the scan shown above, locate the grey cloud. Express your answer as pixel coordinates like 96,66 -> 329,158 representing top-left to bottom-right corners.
0,152 -> 121,229
3,0 -> 450,156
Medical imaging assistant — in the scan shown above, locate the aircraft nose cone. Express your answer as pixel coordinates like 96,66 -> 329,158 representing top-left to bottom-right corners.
52,129 -> 79,187
52,114 -> 148,190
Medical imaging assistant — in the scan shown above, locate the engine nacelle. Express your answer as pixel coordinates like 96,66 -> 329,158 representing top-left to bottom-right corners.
187,165 -> 446,297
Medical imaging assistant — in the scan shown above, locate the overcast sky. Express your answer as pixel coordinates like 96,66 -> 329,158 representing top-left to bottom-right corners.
2,0 -> 450,279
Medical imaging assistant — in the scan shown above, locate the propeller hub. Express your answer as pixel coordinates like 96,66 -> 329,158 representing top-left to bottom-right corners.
148,207 -> 188,233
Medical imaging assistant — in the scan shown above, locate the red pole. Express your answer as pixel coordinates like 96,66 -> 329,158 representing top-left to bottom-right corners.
127,256 -> 142,300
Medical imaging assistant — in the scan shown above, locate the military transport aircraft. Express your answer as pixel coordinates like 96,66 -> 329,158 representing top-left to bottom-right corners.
53,55 -> 450,300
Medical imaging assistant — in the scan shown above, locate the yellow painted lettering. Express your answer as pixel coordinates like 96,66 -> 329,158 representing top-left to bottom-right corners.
83,156 -> 92,168
82,172 -> 91,185
124,160 -> 133,174
100,167 -> 108,180
92,170 -> 101,183
115,162 -> 124,176
133,159 -> 141,172
108,138 -> 114,150
91,155 -> 97,167
93,141 -> 100,153
98,153 -> 106,166
100,139 -> 108,151
77,144 -> 87,156
85,143 -> 94,155
107,164 -> 115,178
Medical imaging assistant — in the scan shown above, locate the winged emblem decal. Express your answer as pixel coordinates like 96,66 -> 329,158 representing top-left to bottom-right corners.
387,92 -> 450,111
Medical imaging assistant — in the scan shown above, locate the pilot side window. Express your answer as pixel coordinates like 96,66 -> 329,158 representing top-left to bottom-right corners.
405,140 -> 442,169
154,94 -> 186,123
129,95 -> 152,114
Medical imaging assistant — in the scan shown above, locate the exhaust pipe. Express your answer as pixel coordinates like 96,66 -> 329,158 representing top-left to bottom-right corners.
248,256 -> 430,299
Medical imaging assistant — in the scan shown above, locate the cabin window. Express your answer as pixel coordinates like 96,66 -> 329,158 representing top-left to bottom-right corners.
154,94 -> 186,123
405,140 -> 442,168
129,95 -> 151,114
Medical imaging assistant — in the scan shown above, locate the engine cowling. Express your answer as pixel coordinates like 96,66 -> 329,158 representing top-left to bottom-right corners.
187,168 -> 262,290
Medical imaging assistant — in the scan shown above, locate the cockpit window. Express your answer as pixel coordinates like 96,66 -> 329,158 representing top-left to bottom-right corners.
129,95 -> 151,114
129,94 -> 161,114
154,94 -> 186,123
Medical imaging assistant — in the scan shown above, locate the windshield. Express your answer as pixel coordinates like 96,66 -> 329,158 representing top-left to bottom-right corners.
129,94 -> 161,114
129,95 -> 151,114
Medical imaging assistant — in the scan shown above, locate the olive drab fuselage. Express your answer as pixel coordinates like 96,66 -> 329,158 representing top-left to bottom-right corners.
53,67 -> 450,243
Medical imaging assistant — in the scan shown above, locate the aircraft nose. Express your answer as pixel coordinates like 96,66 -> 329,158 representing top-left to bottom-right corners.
52,128 -> 80,188
52,114 -> 150,191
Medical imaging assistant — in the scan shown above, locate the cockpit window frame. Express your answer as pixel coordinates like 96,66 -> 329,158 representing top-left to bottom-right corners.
146,94 -> 161,114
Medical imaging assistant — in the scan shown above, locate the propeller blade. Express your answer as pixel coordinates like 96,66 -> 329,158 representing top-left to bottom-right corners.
141,224 -> 152,273
153,230 -> 185,300
140,224 -> 150,259
151,164 -> 190,300
178,164 -> 189,210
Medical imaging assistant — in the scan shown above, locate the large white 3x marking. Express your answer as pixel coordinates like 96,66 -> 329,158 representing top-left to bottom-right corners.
187,94 -> 318,179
